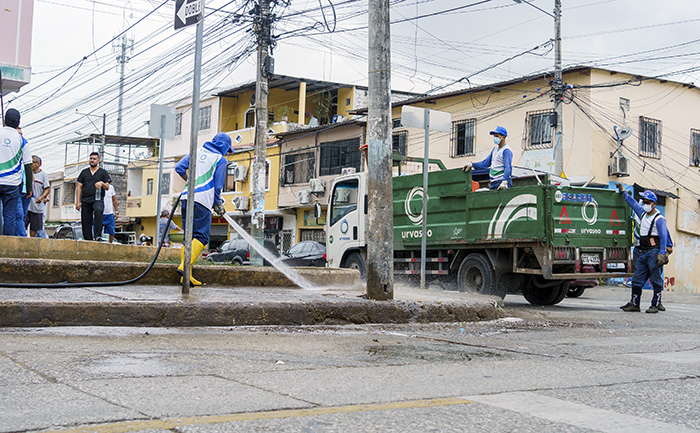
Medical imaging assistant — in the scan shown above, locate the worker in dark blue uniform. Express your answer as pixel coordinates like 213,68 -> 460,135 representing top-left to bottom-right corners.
617,185 -> 671,313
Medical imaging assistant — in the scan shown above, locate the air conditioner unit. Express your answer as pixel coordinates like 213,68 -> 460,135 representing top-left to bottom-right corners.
341,167 -> 357,176
609,155 -> 629,177
234,165 -> 248,181
233,196 -> 249,211
309,178 -> 325,193
298,190 -> 311,205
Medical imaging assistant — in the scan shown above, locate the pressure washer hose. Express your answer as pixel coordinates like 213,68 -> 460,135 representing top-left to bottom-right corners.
0,195 -> 182,288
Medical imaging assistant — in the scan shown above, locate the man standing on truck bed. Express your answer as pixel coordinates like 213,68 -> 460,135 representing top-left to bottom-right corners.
617,185 -> 670,314
462,126 -> 513,190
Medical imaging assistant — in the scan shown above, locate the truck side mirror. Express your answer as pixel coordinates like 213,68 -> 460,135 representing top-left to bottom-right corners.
313,202 -> 322,220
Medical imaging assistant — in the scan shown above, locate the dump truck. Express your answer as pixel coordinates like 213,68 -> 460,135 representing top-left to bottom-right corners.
323,167 -> 633,305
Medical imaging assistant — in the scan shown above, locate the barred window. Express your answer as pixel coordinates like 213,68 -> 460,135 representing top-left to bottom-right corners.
525,110 -> 553,150
282,152 -> 316,185
392,118 -> 402,128
146,179 -> 154,195
392,131 -> 407,156
198,106 -> 211,131
160,173 -> 170,195
53,187 -> 61,207
450,119 -> 476,157
639,116 -> 661,158
690,129 -> 700,166
175,113 -> 182,136
319,138 -> 361,176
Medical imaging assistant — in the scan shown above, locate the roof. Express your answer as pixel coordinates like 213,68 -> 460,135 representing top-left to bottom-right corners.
215,74 -> 419,99
351,66 -> 700,113
274,118 -> 366,139
65,134 -> 159,148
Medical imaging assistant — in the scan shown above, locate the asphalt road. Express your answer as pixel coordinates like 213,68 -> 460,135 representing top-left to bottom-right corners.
1,285 -> 699,433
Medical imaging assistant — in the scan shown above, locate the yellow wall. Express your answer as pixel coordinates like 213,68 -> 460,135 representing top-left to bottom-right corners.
295,207 -> 325,240
217,84 -> 356,133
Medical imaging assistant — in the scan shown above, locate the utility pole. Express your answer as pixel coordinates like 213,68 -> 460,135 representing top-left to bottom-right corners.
114,34 -> 133,138
251,0 -> 271,266
366,0 -> 394,300
553,0 -> 564,176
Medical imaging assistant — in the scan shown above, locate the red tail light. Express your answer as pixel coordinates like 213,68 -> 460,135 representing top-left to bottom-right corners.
323,253 -> 327,260
246,252 -> 250,259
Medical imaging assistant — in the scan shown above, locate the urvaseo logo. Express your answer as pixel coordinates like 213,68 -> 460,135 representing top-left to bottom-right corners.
487,194 -> 538,239
340,219 -> 349,234
401,229 -> 432,239
3,138 -> 10,146
404,186 -> 428,225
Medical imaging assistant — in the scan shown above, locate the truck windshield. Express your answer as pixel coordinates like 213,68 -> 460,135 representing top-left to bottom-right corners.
330,179 -> 358,226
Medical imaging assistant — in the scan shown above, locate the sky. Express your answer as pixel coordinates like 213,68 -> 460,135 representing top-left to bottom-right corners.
10,0 -> 700,173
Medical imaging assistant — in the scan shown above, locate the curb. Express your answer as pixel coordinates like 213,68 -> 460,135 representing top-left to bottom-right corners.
0,298 -> 502,327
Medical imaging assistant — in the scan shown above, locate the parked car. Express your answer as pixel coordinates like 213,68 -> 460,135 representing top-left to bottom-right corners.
279,241 -> 326,267
205,238 -> 279,266
52,223 -> 118,243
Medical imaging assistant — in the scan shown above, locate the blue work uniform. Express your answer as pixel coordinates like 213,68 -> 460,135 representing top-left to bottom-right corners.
175,132 -> 231,246
472,143 -> 513,189
623,192 -> 670,308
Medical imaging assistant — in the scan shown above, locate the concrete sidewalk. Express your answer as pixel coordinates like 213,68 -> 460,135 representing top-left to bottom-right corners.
0,283 -> 502,328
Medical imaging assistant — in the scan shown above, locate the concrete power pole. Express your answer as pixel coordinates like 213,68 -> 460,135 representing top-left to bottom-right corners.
553,0 -> 563,176
366,0 -> 394,300
251,0 -> 272,266
114,34 -> 133,138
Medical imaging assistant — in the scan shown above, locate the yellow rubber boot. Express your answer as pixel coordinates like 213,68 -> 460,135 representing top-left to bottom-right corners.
177,239 -> 205,286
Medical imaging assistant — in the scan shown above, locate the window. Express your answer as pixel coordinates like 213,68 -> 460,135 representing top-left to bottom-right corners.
146,178 -> 154,195
225,162 -> 239,192
450,119 -> 476,157
392,131 -> 408,156
63,183 -> 76,205
691,129 -> 700,166
639,116 -> 662,158
53,187 -> 61,207
319,138 -> 361,176
392,118 -> 402,128
330,179 -> 358,226
244,109 -> 255,128
198,106 -> 211,131
525,110 -> 554,150
160,173 -> 170,195
282,152 -> 316,185
175,113 -> 182,136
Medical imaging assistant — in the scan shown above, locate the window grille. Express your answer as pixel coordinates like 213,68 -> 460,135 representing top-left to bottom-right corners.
282,152 -> 316,185
319,138 -> 361,176
690,129 -> 700,166
450,119 -> 476,157
392,131 -> 407,156
524,110 -> 554,150
639,116 -> 662,158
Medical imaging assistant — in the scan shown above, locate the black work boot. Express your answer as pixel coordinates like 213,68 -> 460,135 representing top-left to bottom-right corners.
620,302 -> 640,312
657,302 -> 666,311
646,305 -> 659,314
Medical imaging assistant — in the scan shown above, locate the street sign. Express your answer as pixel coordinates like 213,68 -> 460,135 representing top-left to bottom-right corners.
174,0 -> 204,30
149,104 -> 176,140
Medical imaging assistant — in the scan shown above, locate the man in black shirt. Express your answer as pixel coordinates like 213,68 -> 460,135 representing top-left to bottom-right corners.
75,152 -> 111,241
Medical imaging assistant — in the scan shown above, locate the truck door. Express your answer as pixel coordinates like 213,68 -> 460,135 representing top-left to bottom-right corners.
326,176 -> 363,267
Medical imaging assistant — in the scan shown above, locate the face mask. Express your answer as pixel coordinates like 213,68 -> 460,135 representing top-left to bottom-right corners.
493,137 -> 502,145
643,204 -> 653,213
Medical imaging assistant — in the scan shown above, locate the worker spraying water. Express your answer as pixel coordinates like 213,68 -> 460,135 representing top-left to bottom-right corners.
175,132 -> 231,286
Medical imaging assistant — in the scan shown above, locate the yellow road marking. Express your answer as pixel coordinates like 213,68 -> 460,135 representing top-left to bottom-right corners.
41,397 -> 475,433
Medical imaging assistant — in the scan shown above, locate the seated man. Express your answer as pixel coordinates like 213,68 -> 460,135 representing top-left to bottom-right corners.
462,126 -> 513,190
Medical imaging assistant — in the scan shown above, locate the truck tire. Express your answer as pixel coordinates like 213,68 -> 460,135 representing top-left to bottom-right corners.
549,281 -> 570,305
457,253 -> 502,298
344,252 -> 366,280
567,285 -> 586,298
522,276 -> 560,305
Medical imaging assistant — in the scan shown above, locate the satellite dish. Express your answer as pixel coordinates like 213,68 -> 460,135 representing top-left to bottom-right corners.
617,127 -> 633,140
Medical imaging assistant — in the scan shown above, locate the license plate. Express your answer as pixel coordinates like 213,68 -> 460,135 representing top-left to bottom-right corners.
581,254 -> 600,265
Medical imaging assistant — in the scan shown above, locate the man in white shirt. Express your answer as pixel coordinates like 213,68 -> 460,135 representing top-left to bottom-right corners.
27,155 -> 50,237
101,184 -> 118,243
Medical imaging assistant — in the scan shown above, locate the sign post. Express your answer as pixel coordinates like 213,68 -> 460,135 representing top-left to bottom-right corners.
175,0 -> 204,294
150,104 -> 176,247
401,105 -> 451,290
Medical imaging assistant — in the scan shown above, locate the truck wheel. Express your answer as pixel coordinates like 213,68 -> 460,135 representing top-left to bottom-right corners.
522,276 -> 560,305
457,254 -> 502,298
549,281 -> 570,305
567,285 -> 586,298
344,252 -> 366,280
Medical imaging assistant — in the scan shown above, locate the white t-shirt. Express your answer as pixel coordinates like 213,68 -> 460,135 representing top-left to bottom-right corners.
28,169 -> 50,213
104,184 -> 116,215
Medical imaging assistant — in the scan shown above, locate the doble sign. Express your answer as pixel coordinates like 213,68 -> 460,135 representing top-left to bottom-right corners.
174,0 -> 204,30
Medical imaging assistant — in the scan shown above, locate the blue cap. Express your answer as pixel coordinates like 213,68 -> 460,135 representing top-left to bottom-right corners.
490,126 -> 507,137
640,190 -> 657,203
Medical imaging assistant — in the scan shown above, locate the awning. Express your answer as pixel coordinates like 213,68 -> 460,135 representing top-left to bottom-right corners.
633,183 -> 679,206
